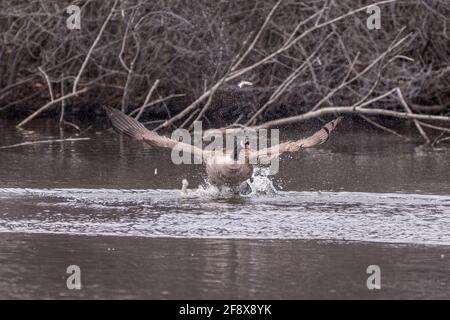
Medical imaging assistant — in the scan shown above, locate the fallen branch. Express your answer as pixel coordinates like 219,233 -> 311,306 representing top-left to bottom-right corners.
396,88 -> 431,144
0,138 -> 90,150
16,88 -> 90,128
359,114 -> 409,140
255,106 -> 450,129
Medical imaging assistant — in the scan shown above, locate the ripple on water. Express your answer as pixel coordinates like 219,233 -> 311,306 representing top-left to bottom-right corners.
0,187 -> 449,245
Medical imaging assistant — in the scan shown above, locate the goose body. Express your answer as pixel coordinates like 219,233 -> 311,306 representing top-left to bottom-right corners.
104,106 -> 342,189
206,154 -> 253,187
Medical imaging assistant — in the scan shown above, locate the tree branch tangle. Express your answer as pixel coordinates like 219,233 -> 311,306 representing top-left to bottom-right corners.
0,0 -> 449,143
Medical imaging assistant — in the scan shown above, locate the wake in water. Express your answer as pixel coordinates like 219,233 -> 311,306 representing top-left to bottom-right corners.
0,169 -> 449,245
0,167 -> 277,201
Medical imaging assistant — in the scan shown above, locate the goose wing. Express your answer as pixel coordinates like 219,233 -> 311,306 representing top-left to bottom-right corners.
250,117 -> 343,161
104,106 -> 207,161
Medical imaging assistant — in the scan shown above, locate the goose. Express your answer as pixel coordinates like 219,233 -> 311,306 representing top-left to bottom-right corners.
104,106 -> 342,190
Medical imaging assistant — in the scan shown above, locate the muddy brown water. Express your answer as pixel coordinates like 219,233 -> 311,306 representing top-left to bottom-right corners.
0,118 -> 449,299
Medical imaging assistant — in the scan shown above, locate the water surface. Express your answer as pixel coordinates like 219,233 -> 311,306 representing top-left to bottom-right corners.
0,119 -> 449,299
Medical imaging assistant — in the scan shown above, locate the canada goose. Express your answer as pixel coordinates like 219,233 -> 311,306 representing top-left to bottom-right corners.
206,138 -> 253,188
104,106 -> 342,189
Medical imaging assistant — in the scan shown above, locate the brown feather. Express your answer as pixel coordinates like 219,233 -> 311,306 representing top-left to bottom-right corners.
250,117 -> 343,160
104,106 -> 205,160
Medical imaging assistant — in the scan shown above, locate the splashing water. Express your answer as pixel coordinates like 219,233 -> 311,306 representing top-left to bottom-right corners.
0,184 -> 450,245
248,167 -> 278,196
187,166 -> 278,198
1,127 -> 450,245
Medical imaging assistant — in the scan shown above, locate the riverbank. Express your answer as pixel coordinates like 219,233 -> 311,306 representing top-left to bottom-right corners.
1,1 -> 449,131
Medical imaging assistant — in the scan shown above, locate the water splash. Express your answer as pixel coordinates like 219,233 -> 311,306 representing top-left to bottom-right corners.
248,167 -> 278,196
183,166 -> 278,198
0,187 -> 449,245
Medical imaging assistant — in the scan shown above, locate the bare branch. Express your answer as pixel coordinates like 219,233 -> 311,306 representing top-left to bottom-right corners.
72,0 -> 119,93
135,79 -> 160,121
17,88 -> 90,128
38,67 -> 54,101
396,88 -> 431,144
0,138 -> 90,150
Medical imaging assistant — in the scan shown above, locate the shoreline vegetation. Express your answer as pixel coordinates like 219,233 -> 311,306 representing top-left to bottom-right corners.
0,0 -> 449,145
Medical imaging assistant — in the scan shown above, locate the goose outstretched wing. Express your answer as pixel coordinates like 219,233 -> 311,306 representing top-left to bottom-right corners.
249,117 -> 343,161
104,106 -> 207,161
